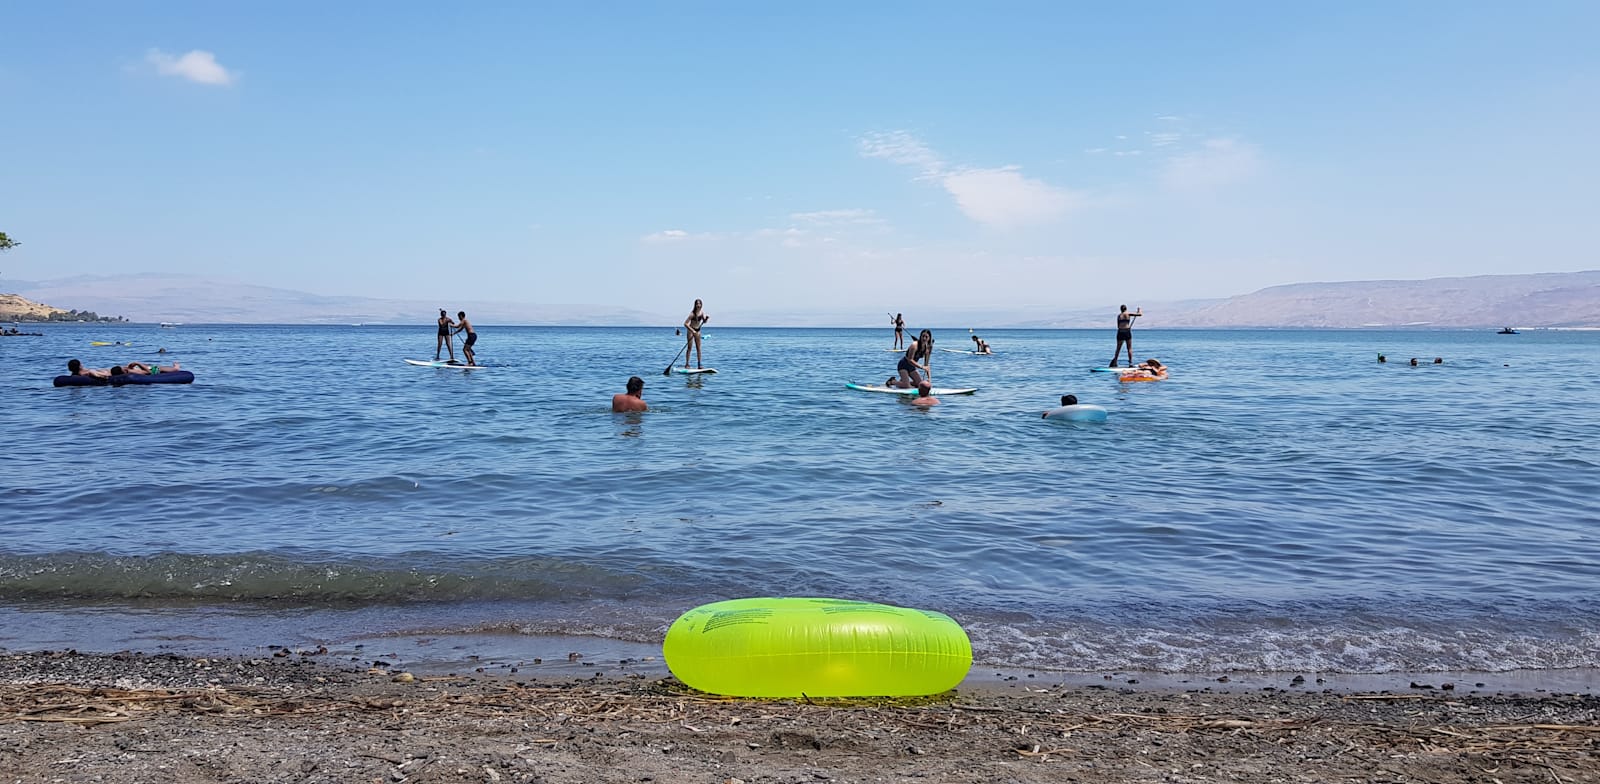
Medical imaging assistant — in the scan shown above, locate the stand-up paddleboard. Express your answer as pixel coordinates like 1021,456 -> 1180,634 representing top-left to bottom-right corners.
940,348 -> 995,355
845,382 -> 977,396
1043,404 -> 1109,422
1092,365 -> 1143,372
405,359 -> 489,369
90,341 -> 133,346
882,348 -> 906,352
672,367 -> 718,375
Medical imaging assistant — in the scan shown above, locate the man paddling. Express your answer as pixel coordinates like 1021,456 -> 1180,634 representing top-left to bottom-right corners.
454,311 -> 477,366
612,376 -> 648,412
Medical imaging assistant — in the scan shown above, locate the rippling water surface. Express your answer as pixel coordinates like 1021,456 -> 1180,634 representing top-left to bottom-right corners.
3,323 -> 1597,674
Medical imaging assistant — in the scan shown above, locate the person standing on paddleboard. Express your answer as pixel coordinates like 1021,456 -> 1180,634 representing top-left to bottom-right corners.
891,312 -> 905,349
435,309 -> 457,362
683,299 -> 709,370
1108,304 -> 1141,368
454,311 -> 477,367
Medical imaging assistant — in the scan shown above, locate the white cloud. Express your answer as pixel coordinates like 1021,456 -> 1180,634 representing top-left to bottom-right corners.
857,131 -> 945,177
940,167 -> 1083,229
1162,138 -> 1263,191
860,130 -> 1083,229
641,229 -> 721,243
789,209 -> 883,226
146,49 -> 237,86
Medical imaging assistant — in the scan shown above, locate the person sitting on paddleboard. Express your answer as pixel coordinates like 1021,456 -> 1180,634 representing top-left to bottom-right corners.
896,330 -> 933,388
435,309 -> 456,362
683,299 -> 709,370
454,311 -> 477,367
911,380 -> 940,407
612,376 -> 648,412
971,335 -> 991,354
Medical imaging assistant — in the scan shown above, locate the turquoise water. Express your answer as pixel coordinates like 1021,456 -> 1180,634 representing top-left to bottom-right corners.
3,323 -> 1597,674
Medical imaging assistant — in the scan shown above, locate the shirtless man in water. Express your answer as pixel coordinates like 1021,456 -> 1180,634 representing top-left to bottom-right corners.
611,376 -> 648,412
911,381 -> 940,407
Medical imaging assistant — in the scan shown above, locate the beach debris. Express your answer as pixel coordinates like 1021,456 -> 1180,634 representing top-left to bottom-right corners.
391,672 -> 415,683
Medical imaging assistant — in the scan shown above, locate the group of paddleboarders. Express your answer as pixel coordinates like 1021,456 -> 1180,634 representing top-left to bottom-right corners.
433,309 -> 477,366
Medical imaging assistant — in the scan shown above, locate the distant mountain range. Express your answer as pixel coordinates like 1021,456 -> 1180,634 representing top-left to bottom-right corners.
3,270 -> 1597,328
2,274 -> 669,326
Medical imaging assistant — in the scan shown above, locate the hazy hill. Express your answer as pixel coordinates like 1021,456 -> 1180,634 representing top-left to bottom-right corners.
4,270 -> 1596,328
1154,271 -> 1600,328
5,274 -> 669,326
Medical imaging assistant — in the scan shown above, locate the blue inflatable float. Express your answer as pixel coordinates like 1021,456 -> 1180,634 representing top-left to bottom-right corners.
54,371 -> 195,388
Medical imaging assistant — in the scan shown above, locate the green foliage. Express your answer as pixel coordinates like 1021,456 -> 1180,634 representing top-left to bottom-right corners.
17,309 -> 127,323
0,232 -> 17,251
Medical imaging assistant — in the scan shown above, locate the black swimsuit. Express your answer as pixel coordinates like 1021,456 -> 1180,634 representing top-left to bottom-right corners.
438,320 -> 450,337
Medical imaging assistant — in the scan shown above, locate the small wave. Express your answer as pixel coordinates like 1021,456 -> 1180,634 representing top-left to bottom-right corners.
0,552 -> 661,603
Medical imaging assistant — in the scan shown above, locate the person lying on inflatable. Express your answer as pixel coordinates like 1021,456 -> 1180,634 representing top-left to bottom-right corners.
1118,358 -> 1167,381
110,361 -> 181,376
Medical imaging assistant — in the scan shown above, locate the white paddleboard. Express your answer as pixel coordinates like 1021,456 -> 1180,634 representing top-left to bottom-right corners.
845,382 -> 978,396
940,348 -> 995,355
1092,365 -> 1158,372
405,359 -> 489,369
672,367 -> 718,375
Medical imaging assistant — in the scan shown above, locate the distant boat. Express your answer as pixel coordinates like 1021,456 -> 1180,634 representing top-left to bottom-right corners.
1497,327 -> 1519,334
159,322 -> 181,328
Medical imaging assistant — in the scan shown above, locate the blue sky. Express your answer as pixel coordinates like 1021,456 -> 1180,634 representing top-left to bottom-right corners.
2,2 -> 1596,314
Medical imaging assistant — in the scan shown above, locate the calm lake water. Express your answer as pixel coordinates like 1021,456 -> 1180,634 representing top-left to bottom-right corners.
3,323 -> 1597,676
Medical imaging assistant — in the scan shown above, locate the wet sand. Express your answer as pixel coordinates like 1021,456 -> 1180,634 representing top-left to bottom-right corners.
1,650 -> 1595,783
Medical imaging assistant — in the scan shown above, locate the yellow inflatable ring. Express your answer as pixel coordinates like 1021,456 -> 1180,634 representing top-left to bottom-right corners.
663,597 -> 972,697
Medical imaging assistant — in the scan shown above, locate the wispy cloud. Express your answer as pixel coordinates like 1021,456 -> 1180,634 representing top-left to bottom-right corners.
146,49 -> 237,86
641,229 -> 721,243
1162,138 -> 1262,191
858,131 -> 945,177
789,209 -> 883,226
859,131 -> 1083,228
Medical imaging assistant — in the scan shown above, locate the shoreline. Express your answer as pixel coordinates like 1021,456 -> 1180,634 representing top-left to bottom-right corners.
6,627 -> 1598,698
1,650 -> 1594,783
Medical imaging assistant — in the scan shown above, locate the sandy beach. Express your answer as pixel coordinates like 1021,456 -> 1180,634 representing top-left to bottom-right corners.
2,651 -> 1595,783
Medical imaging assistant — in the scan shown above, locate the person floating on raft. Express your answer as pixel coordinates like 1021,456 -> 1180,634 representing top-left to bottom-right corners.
1118,358 -> 1166,381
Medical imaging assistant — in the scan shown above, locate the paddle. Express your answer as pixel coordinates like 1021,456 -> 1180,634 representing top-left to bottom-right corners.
663,342 -> 687,376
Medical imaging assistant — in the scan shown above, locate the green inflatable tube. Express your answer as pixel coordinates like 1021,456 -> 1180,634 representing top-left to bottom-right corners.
662,597 -> 973,698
